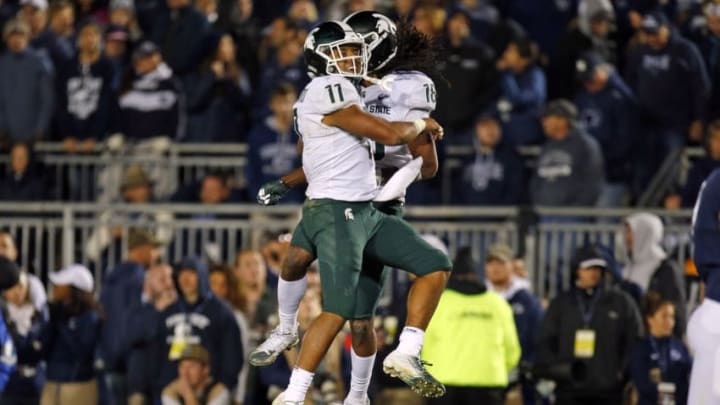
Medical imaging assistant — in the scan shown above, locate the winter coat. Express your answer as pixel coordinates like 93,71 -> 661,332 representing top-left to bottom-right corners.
630,336 -> 691,405
495,66 -> 546,145
2,301 -> 47,398
453,142 -> 526,205
43,304 -> 101,382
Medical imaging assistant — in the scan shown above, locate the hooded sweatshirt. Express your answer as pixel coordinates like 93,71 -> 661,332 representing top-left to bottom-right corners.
624,213 -> 687,335
154,257 -> 242,395
692,168 -> 720,302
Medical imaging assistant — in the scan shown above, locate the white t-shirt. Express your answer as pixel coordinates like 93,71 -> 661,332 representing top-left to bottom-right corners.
295,75 -> 378,201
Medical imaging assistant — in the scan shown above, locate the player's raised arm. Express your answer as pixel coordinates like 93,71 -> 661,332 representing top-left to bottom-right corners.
322,104 -> 442,146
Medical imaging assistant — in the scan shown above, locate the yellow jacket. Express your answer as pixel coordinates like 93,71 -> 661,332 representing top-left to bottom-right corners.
422,287 -> 521,387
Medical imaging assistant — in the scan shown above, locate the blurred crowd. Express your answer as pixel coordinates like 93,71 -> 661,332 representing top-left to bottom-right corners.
0,207 -> 698,405
0,0 -> 719,208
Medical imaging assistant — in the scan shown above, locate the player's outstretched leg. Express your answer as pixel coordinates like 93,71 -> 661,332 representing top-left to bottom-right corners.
250,245 -> 314,366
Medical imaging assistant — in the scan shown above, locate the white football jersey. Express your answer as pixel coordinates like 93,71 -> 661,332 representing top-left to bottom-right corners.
295,75 -> 378,201
363,71 -> 437,196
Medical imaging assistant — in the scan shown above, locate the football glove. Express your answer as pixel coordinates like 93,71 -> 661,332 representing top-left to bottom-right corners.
257,180 -> 290,206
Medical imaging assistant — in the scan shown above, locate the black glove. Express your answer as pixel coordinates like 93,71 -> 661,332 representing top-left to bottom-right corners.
257,180 -> 290,206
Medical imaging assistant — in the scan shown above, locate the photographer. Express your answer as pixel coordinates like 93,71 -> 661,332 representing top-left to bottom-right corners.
535,245 -> 642,404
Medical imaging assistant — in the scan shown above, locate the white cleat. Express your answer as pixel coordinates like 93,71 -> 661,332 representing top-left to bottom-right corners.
382,350 -> 445,398
249,326 -> 299,366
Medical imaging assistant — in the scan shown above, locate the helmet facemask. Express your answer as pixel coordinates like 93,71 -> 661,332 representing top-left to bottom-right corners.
317,36 -> 368,78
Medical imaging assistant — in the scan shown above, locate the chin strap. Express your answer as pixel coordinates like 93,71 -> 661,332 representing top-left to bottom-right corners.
363,75 -> 395,92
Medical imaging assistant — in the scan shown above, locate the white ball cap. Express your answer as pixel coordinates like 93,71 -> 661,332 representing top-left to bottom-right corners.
49,264 -> 94,293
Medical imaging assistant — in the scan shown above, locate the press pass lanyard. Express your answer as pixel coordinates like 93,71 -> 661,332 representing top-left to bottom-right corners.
575,290 -> 601,327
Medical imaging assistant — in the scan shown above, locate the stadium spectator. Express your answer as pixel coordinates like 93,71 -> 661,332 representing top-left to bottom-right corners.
625,11 -> 710,190
30,0 -> 75,72
254,17 -> 307,121
691,2 -> 720,120
116,41 -> 184,141
41,264 -> 101,405
216,0 -> 260,85
246,83 -> 303,204
85,165 -> 173,262
17,0 -> 49,51
495,0 -> 576,57
234,249 -> 275,331
493,36 -> 546,145
161,344 -> 230,405
195,0 -> 219,26
452,116 -> 526,205
484,243 -> 543,405
184,32 -> 251,143
287,0 -> 318,28
435,9 -> 496,139
56,23 -> 116,153
107,0 -> 140,41
682,120 -> 720,207
530,99 -> 605,206
154,257 -> 242,395
0,230 -> 47,310
146,0 -> 209,76
207,264 -> 250,404
630,292 -> 691,405
549,0 -> 616,99
450,0 -> 499,41
423,247 -> 521,405
126,263 -> 177,405
1,272 -> 48,404
73,0 -> 108,28
574,52 -> 636,207
412,5 -> 446,38
103,25 -> 131,90
0,258 -> 20,393
100,229 -> 162,404
0,143 -> 50,201
0,19 -> 54,145
535,245 -> 643,405
622,213 -> 687,336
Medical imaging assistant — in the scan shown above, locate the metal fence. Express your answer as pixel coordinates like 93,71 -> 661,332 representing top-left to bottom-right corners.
0,203 -> 694,300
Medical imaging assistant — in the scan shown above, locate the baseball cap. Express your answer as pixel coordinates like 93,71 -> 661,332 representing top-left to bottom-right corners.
132,40 -> 159,61
49,264 -> 94,292
575,52 -> 605,82
20,0 -> 47,10
486,243 -> 514,263
128,229 -> 163,250
0,257 -> 20,291
571,245 -> 608,271
543,99 -> 578,121
2,19 -> 30,40
641,12 -> 668,34
179,344 -> 210,364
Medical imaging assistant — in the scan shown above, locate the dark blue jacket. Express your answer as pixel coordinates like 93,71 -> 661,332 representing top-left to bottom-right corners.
507,288 -> 543,363
575,73 -> 637,182
0,166 -> 49,201
183,69 -> 249,143
692,168 -> 720,302
116,63 -> 184,140
252,55 -> 308,121
139,257 -> 242,396
452,143 -> 526,205
682,157 -> 720,207
0,310 -> 16,391
30,29 -> 75,74
100,260 -> 145,372
148,6 -> 209,76
496,66 -> 546,145
246,117 -> 304,203
629,336 -> 691,405
689,29 -> 720,119
43,305 -> 101,382
55,56 -> 116,141
626,32 -> 710,128
0,49 -> 54,142
3,304 -> 47,398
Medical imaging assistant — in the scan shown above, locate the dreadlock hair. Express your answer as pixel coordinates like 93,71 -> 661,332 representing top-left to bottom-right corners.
374,18 -> 448,88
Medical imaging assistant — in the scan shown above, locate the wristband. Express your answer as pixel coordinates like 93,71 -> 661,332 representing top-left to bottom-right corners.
412,119 -> 426,134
